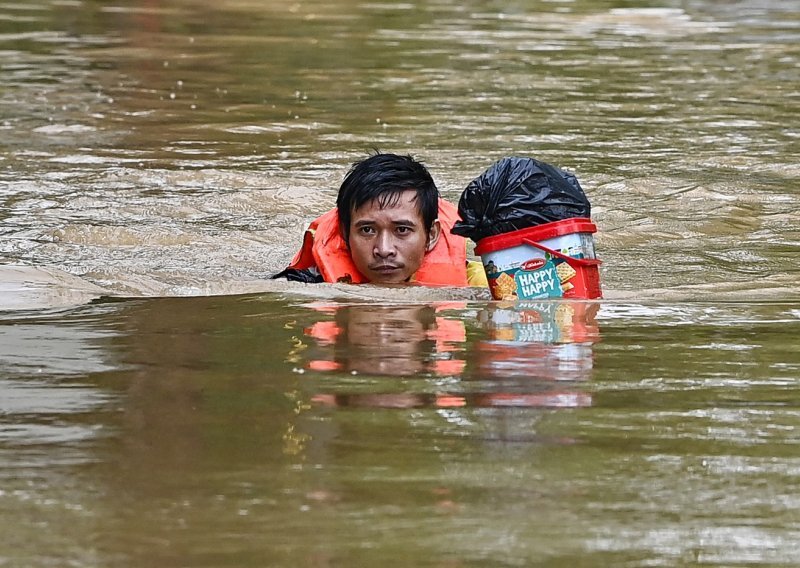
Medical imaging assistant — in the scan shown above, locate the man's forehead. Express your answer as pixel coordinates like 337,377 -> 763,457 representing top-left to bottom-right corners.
352,190 -> 423,220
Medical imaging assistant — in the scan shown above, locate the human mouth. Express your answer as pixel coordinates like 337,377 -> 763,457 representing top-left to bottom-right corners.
371,263 -> 402,274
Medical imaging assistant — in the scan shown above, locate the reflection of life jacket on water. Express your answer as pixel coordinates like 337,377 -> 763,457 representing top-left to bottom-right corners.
302,302 -> 595,410
287,199 -> 470,286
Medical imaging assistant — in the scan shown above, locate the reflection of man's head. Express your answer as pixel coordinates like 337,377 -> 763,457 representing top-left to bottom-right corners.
338,305 -> 436,376
305,304 -> 465,377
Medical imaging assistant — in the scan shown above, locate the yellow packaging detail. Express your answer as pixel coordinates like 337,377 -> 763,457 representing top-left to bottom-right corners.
466,260 -> 489,288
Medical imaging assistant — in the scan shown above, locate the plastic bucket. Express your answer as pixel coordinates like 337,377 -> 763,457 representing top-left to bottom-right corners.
474,217 -> 602,300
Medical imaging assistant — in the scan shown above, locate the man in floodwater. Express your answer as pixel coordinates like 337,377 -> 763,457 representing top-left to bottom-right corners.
274,153 -> 485,286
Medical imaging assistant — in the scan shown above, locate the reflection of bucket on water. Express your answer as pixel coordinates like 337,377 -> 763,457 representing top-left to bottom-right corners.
475,301 -> 599,382
475,340 -> 594,382
478,300 -> 600,344
475,217 -> 602,300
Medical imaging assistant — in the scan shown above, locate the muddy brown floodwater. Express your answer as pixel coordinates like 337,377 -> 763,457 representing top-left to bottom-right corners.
1,0 -> 799,565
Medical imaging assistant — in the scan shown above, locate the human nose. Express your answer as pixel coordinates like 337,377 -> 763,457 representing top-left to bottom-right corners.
373,232 -> 396,258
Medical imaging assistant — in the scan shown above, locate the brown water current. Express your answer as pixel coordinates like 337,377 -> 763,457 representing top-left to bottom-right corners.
1,0 -> 799,565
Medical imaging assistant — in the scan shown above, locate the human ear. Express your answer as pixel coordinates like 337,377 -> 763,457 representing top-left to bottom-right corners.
426,219 -> 441,252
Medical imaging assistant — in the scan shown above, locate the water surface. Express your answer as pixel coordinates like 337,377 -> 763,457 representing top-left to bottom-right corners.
2,297 -> 800,565
1,0 -> 799,565
1,0 -> 797,297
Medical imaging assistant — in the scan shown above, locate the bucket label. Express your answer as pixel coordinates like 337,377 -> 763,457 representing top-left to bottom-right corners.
487,259 -> 563,300
514,259 -> 562,299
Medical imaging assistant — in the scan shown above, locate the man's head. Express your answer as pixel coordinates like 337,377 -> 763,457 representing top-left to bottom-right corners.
336,153 -> 441,284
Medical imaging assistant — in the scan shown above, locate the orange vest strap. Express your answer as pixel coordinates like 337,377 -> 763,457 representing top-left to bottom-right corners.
288,227 -> 317,270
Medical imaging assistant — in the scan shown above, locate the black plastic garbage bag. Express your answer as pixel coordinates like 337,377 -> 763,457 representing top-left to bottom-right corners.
451,156 -> 591,243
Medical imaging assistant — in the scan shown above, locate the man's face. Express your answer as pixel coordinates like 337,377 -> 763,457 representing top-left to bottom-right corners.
347,190 -> 440,284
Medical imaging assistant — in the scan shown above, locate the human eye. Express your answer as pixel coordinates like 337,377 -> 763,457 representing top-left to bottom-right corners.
357,225 -> 376,236
396,225 -> 413,235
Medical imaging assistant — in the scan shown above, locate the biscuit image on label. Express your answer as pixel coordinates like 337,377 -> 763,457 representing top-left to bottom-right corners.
494,272 -> 517,300
556,262 -> 577,283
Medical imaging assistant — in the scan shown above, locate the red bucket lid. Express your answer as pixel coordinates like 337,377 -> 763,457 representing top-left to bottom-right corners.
474,217 -> 597,255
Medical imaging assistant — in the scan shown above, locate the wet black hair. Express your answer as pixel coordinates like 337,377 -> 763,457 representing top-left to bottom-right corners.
336,153 -> 439,244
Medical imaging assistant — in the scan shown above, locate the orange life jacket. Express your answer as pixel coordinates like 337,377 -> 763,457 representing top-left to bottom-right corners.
288,199 -> 468,286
